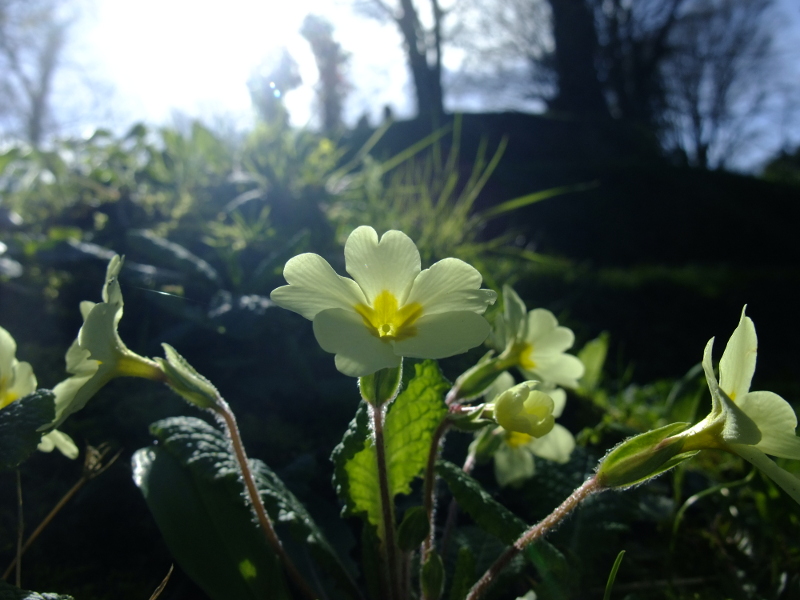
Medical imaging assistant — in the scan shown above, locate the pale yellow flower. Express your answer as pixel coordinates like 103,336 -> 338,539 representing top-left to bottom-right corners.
52,255 -> 162,428
486,372 -> 575,487
676,308 -> 800,503
271,226 -> 497,376
1,326 -> 78,459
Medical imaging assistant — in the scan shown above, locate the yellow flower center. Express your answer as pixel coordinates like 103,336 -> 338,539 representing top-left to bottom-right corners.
0,376 -> 18,409
519,343 -> 537,370
354,290 -> 423,342
506,430 -> 533,448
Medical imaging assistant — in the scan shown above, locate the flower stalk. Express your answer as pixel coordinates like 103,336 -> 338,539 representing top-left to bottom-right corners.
466,476 -> 604,600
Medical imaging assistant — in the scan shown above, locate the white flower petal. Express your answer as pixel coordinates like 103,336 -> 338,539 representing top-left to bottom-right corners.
548,388 -> 567,418
313,308 -> 401,376
522,353 -> 585,389
271,253 -> 366,320
8,361 -> 36,398
701,337 -> 722,415
392,311 -> 490,359
526,309 -> 559,342
738,391 -> 800,459
719,307 -> 757,401
0,326 -> 16,377
344,226 -> 421,304
527,423 -> 575,463
532,326 -> 575,354
38,430 -> 79,459
405,258 -> 496,315
494,443 -> 535,488
732,444 -> 800,505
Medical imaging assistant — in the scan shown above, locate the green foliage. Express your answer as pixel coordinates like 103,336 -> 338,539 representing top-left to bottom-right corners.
0,581 -> 73,600
435,460 -> 568,594
397,506 -> 430,552
134,416 -> 359,600
326,118 -> 574,287
333,361 -> 449,532
0,390 -> 54,470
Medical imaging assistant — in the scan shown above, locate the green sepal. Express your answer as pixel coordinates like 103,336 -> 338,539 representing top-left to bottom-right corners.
397,506 -> 430,552
0,390 -> 55,470
448,547 -> 476,600
421,550 -> 445,600
0,580 -> 74,599
358,363 -> 403,406
435,460 -> 568,582
333,361 -> 449,533
448,404 -> 494,433
135,417 -> 359,600
452,352 -> 506,401
156,343 -> 218,409
596,422 -> 696,488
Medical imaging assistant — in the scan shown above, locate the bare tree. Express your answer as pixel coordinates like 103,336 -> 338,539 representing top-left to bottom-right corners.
0,0 -> 68,146
660,0 -> 779,168
355,0 -> 447,121
300,15 -> 351,133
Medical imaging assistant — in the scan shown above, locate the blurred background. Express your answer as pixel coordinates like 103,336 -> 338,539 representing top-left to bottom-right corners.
2,0 -> 800,598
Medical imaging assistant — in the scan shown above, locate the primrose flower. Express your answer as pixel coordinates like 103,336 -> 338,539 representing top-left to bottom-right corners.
1,326 -> 78,459
491,286 -> 584,389
51,255 -> 163,428
270,226 -> 497,377
486,372 -> 575,487
675,308 -> 800,503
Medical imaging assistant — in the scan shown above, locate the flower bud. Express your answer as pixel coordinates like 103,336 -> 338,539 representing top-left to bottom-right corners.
494,382 -> 555,437
596,423 -> 696,489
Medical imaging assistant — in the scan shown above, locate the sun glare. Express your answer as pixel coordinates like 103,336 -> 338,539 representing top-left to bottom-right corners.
80,0 -> 407,128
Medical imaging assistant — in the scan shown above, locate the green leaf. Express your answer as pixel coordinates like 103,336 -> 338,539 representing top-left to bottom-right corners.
133,445 -> 289,600
436,460 -> 568,588
137,416 -> 360,600
603,550 -> 626,600
0,580 -> 73,600
0,390 -> 55,470
397,506 -> 430,551
577,332 -> 609,394
436,460 -> 526,545
448,547 -> 476,600
331,401 -> 372,517
334,361 -> 449,532
384,361 -> 449,496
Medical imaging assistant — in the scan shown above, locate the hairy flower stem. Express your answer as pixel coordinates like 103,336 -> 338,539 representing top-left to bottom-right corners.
466,476 -> 604,600
371,403 -> 401,600
421,417 -> 451,562
211,398 -> 318,600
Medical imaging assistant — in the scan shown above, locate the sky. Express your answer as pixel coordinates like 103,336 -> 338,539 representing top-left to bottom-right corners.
72,0 -> 417,131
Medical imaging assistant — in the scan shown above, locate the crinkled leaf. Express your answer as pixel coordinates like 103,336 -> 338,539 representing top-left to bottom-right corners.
334,361 -> 448,534
0,580 -> 73,600
139,416 -> 360,599
331,401 -> 372,517
436,460 -> 568,587
385,360 -> 449,496
0,390 -> 55,470
132,445 -> 289,600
